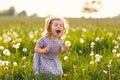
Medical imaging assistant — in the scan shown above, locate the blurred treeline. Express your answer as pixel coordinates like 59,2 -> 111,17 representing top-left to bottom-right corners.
0,6 -> 37,17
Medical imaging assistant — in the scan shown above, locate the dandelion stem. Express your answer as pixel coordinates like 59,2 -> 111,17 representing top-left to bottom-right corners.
108,67 -> 111,80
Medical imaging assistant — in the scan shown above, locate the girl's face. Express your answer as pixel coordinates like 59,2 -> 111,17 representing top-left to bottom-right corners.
50,20 -> 64,38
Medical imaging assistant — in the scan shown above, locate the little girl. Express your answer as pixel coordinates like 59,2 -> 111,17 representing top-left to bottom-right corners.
33,15 -> 69,78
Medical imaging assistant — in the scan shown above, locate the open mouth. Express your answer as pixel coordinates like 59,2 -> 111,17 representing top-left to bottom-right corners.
56,30 -> 61,34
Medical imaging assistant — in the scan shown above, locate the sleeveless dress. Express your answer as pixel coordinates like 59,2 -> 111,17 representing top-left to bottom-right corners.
33,36 -> 63,76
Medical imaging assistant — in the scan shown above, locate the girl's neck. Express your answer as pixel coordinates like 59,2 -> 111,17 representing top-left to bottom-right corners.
50,35 -> 59,41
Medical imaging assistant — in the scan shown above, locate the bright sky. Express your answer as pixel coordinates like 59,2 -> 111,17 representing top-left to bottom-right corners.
0,0 -> 120,18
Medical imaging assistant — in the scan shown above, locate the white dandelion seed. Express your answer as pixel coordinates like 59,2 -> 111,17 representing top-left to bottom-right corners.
112,40 -> 118,44
22,65 -> 26,68
23,48 -> 27,52
64,56 -> 68,60
65,41 -> 71,46
91,42 -> 95,46
79,38 -> 84,43
3,49 -> 10,56
3,61 -> 9,66
112,49 -> 117,53
90,51 -> 94,56
0,60 -> 4,66
116,53 -> 120,58
79,50 -> 82,54
95,54 -> 101,58
95,37 -> 100,41
13,62 -> 17,66
81,28 -> 86,32
90,61 -> 94,64
117,36 -> 120,40
13,43 -> 20,49
0,46 -> 4,50
114,45 -> 119,49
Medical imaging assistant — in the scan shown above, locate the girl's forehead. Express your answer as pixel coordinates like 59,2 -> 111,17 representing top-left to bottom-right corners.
51,19 -> 64,24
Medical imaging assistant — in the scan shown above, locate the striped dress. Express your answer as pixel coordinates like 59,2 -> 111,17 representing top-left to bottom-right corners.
33,36 -> 63,76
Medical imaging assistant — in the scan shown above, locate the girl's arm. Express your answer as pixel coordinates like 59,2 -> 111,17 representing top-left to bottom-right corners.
58,46 -> 69,54
34,45 -> 50,54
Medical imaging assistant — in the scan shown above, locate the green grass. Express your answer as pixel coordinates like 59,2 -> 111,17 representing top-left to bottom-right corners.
0,17 -> 120,80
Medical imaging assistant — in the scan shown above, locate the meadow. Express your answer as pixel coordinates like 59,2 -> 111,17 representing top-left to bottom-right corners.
0,17 -> 120,80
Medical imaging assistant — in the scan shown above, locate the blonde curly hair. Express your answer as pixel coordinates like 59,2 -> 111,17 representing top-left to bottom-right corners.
44,15 -> 69,39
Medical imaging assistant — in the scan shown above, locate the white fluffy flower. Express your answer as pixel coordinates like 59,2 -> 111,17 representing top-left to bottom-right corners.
13,62 -> 17,66
79,38 -> 84,43
0,60 -> 4,66
23,48 -> 27,52
0,46 -> 4,50
64,56 -> 68,60
91,42 -> 95,46
90,51 -> 94,56
112,49 -> 117,53
90,61 -> 94,64
116,53 -> 120,58
3,49 -> 10,56
65,41 -> 71,46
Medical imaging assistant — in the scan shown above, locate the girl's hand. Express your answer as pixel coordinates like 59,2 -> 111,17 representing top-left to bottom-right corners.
62,46 -> 69,52
58,45 -> 69,54
43,46 -> 50,54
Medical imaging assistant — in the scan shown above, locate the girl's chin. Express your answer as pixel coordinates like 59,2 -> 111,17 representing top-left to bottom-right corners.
55,34 -> 61,37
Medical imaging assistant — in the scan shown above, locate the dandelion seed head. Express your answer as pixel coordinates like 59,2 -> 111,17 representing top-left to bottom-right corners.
116,53 -> 120,58
95,37 -> 100,41
81,28 -> 86,32
23,48 -> 27,52
3,49 -> 10,56
0,46 -> 4,50
112,40 -> 118,44
107,32 -> 113,37
79,50 -> 82,54
65,41 -> 71,46
0,60 -> 4,66
90,61 -> 94,64
112,49 -> 117,53
22,65 -> 26,68
117,36 -> 120,40
95,54 -> 101,58
79,38 -> 84,43
3,61 -> 9,66
91,42 -> 95,46
13,62 -> 17,66
64,56 -> 68,60
90,51 -> 94,56
114,45 -> 119,49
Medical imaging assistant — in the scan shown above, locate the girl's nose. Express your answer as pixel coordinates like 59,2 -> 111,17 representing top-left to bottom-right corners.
57,25 -> 61,27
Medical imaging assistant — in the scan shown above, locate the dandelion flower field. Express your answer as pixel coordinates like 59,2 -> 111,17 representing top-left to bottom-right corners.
0,17 -> 120,80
